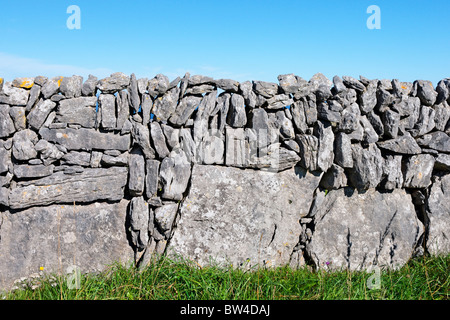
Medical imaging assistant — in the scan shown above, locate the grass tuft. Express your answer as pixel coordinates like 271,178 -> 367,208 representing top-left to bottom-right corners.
3,254 -> 449,300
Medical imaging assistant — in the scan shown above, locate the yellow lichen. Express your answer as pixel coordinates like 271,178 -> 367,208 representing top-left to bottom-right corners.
20,79 -> 34,89
57,76 -> 64,87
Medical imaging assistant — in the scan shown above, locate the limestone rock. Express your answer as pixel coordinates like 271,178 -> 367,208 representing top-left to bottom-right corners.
0,83 -> 30,105
159,149 -> 191,201
334,132 -> 353,168
216,79 -> 239,92
377,133 -> 422,154
403,154 -> 435,188
27,99 -> 56,130
39,127 -> 131,151
347,143 -> 383,190
253,81 -> 278,98
0,104 -> 16,138
169,95 -> 202,126
59,75 -> 83,98
9,107 -> 26,131
416,131 -> 450,153
152,87 -> 180,122
128,148 -> 146,197
306,188 -> 423,270
128,196 -> 149,250
168,164 -> 322,268
97,72 -> 130,93
56,97 -> 98,128
13,164 -> 54,179
0,200 -> 134,291
150,121 -> 170,159
8,167 -> 128,209
427,174 -> 450,255
99,94 -> 116,130
145,159 -> 160,200
12,129 -> 38,160
415,80 -> 437,106
81,74 -> 98,96
154,202 -> 179,239
227,94 -> 247,127
34,139 -> 65,166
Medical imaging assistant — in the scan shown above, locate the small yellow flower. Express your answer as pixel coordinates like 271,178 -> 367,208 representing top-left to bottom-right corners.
39,266 -> 44,271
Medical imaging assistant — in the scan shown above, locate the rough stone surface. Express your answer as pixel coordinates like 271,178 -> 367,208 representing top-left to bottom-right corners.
0,200 -> 134,291
403,154 -> 435,188
159,149 -> 191,201
168,164 -> 322,268
8,167 -> 128,209
56,97 -> 97,128
427,174 -> 450,255
306,188 -> 423,270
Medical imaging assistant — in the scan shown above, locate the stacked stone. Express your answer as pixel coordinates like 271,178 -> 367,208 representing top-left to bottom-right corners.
1,72 -> 450,274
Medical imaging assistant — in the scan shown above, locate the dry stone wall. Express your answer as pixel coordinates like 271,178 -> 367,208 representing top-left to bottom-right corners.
1,72 -> 450,290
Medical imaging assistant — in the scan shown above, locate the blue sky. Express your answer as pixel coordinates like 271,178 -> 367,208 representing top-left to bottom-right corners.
1,0 -> 449,85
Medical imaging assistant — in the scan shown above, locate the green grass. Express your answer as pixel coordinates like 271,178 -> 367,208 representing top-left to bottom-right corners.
3,254 -> 449,300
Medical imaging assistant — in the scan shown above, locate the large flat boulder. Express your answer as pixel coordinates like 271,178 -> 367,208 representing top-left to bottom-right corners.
168,164 -> 322,268
427,174 -> 450,255
306,188 -> 423,270
0,200 -> 134,291
8,167 -> 128,209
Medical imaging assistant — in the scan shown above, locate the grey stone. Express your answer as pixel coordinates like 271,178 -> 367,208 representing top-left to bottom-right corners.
81,74 -> 98,96
27,99 -> 56,130
276,109 -> 295,139
278,74 -> 308,95
317,101 -> 341,123
314,120 -> 334,172
168,164 -> 322,268
290,100 -> 308,134
433,101 -> 450,131
427,174 -> 450,255
0,146 -> 11,174
9,107 -> 26,131
435,153 -> 450,171
137,78 -> 149,94
59,75 -> 83,98
239,81 -> 257,108
416,131 -> 450,153
403,154 -> 435,188
148,74 -> 170,97
100,152 -> 129,166
216,79 -> 239,92
128,196 -> 149,250
161,124 -> 180,150
320,164 -> 347,190
382,109 -> 400,139
227,94 -> 247,127
415,80 -> 437,106
97,72 -> 130,93
179,128 -> 197,163
381,155 -> 404,190
253,81 -> 278,98
0,200 -> 134,291
306,188 -> 423,270
358,86 -> 377,114
265,94 -> 293,109
339,104 -> 360,133
195,90 -> 217,120
129,73 -> 140,113
360,115 -> 379,145
315,84 -> 332,102
129,122 -> 155,158
154,202 -> 179,239
187,74 -> 215,86
225,127 -> 248,168
296,134 -> 319,171
140,93 -> 152,125
116,90 -> 130,130
39,127 -> 130,151
98,94 -> 116,130
145,159 -> 160,200
128,148 -> 146,197
25,84 -> 41,112
303,98 -> 318,126
12,129 -> 38,160
90,151 -> 103,168
366,111 -> 384,136
309,73 -> 332,91
34,139 -> 65,166
61,151 -> 91,166
342,76 -> 365,92
152,87 -> 180,122
14,164 -> 54,179
0,104 -> 16,138
185,84 -> 216,95
411,105 -> 435,137
0,187 -> 8,206
334,132 -> 353,168
436,79 -> 450,104
55,97 -> 97,128
0,83 -> 30,105
169,95 -> 202,126
150,121 -> 170,159
198,132 -> 225,165
332,75 -> 347,94
348,143 -> 383,190
41,76 -> 63,99
159,149 -> 191,201
8,167 -> 128,209
377,133 -> 421,154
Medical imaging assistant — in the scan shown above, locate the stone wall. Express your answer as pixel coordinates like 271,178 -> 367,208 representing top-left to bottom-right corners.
1,72 -> 450,290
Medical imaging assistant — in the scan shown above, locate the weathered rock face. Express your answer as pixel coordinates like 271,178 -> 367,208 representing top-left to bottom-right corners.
0,200 -> 134,290
1,72 -> 450,291
168,164 -> 322,268
306,188 -> 423,270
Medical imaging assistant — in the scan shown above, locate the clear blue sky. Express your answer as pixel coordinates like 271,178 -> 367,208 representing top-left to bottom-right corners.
1,0 -> 449,85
